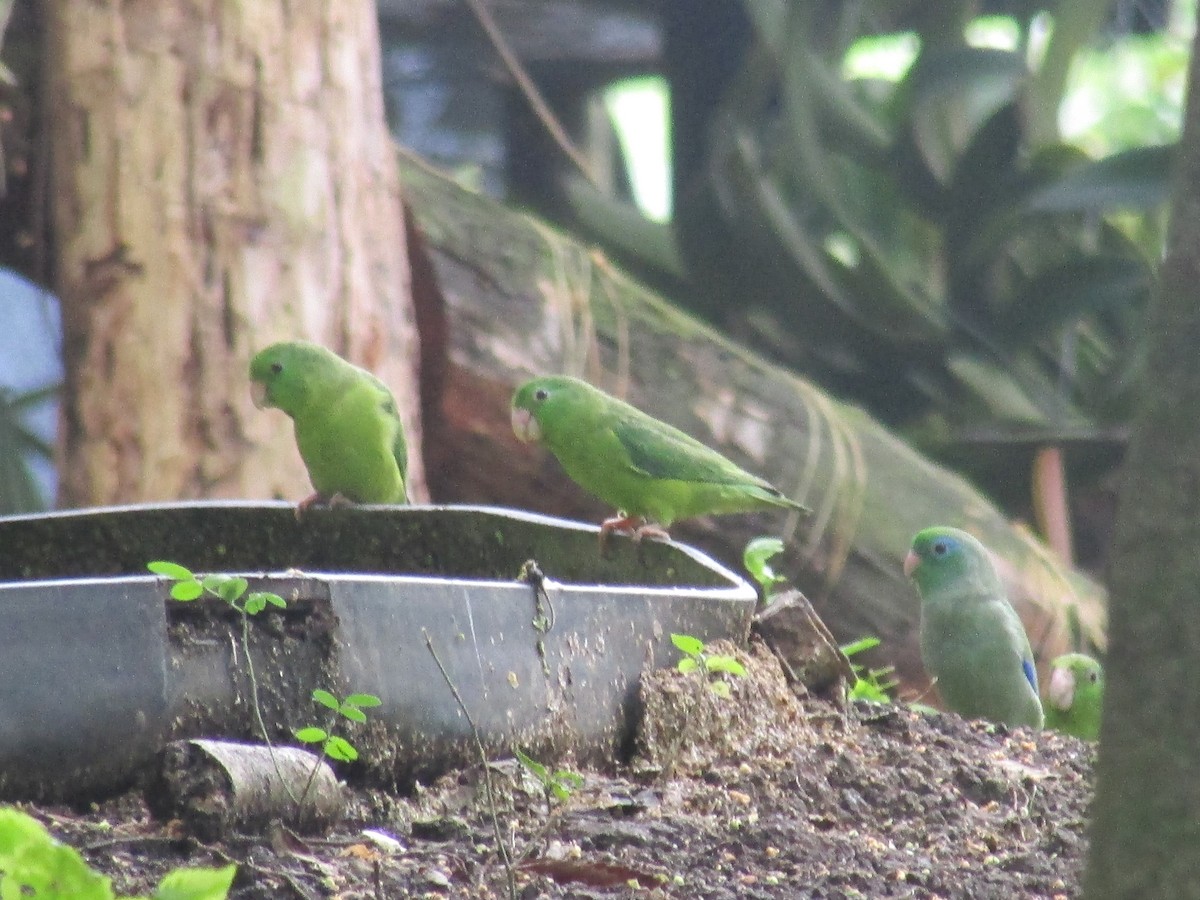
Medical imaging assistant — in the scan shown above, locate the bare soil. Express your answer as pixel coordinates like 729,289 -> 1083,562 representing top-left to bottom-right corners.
16,642 -> 1094,898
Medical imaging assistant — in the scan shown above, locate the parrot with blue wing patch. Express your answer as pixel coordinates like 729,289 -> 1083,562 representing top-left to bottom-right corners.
904,526 -> 1044,729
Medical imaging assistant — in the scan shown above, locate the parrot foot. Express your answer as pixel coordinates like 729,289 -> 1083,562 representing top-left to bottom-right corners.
294,492 -> 353,519
599,515 -> 671,551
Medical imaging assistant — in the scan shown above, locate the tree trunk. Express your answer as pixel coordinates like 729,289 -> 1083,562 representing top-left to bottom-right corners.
402,152 -> 1106,697
1084,25 -> 1200,900
46,0 -> 424,506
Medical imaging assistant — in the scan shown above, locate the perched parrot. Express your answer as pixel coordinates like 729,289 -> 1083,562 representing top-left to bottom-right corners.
249,341 -> 408,509
904,527 -> 1044,729
510,375 -> 807,540
1043,653 -> 1103,741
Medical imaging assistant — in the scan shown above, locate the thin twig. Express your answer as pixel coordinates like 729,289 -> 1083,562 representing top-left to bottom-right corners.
423,628 -> 518,900
461,0 -> 599,187
239,608 -> 301,808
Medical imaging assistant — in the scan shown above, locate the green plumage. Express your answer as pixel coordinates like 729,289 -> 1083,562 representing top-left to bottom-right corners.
510,375 -> 805,530
249,341 -> 408,505
905,527 -> 1044,729
1043,653 -> 1103,741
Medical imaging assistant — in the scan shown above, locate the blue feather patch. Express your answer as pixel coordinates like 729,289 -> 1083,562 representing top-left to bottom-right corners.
1022,659 -> 1038,692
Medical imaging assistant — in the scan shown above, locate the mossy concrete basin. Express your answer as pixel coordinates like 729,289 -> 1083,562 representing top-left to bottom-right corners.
0,502 -> 756,799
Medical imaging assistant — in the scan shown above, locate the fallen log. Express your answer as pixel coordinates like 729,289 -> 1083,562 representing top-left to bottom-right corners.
401,150 -> 1106,699
148,739 -> 344,839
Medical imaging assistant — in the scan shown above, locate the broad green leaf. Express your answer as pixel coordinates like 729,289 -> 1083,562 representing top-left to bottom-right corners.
338,706 -> 367,724
311,689 -> 339,710
514,748 -> 548,781
344,693 -> 381,708
242,595 -> 266,615
676,658 -> 700,674
169,582 -> 203,602
147,561 -> 194,581
294,727 -> 327,744
670,634 -> 704,656
214,577 -> 248,605
705,657 -> 747,678
0,808 -> 114,899
324,736 -> 358,763
151,864 -> 236,900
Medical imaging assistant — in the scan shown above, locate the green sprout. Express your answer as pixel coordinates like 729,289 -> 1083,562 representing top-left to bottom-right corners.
671,633 -> 747,698
294,689 -> 381,764
742,536 -> 788,600
146,561 -> 286,615
514,748 -> 585,814
148,561 -> 287,759
294,689 -> 381,818
841,636 -> 899,703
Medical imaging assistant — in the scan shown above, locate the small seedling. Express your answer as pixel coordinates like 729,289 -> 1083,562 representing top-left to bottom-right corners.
146,561 -> 286,615
148,561 -> 287,758
742,536 -> 788,601
294,689 -> 382,764
294,689 -> 381,819
514,748 -> 584,814
671,633 -> 746,698
841,636 -> 899,703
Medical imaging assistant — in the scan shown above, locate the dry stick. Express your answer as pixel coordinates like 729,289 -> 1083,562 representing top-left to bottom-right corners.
422,628 -> 518,900
461,0 -> 600,188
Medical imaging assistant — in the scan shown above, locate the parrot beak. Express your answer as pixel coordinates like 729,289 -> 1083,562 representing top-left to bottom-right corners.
1047,665 -> 1076,711
511,407 -> 540,443
902,550 -> 919,578
250,380 -> 270,410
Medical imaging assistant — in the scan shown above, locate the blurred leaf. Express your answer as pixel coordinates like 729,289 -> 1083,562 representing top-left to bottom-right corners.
904,47 -> 1025,184
1027,144 -> 1174,214
1003,257 -> 1151,346
0,385 -> 56,514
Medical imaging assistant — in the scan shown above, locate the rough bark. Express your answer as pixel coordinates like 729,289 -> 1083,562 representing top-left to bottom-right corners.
402,152 -> 1106,696
150,739 -> 344,839
1084,25 -> 1200,900
46,0 -> 424,506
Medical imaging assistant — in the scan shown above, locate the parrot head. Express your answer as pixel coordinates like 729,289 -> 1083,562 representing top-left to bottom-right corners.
249,341 -> 326,414
511,376 -> 588,444
903,526 -> 994,589
1047,653 -> 1103,711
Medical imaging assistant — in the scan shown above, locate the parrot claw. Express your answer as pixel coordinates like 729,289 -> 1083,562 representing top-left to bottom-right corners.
599,515 -> 670,553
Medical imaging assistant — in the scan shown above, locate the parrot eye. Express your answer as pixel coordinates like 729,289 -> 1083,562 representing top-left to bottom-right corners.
534,388 -> 548,401
270,362 -> 283,375
1088,671 -> 1098,683
932,540 -> 948,556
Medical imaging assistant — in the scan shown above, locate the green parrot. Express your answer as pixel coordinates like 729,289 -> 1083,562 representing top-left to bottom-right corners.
510,375 -> 807,540
904,526 -> 1044,729
249,341 -> 408,509
1043,653 -> 1103,741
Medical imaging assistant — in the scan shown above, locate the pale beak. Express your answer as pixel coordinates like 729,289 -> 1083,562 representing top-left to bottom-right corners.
511,407 -> 540,442
902,550 -> 919,578
250,380 -> 270,410
1047,665 -> 1076,711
